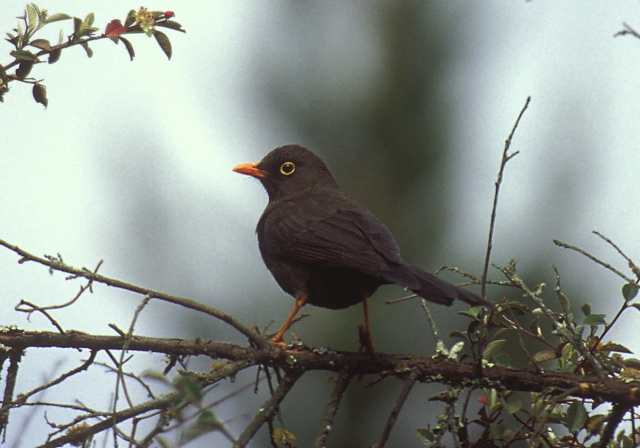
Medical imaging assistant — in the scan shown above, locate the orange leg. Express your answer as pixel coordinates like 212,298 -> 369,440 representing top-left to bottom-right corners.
358,297 -> 375,353
272,294 -> 308,345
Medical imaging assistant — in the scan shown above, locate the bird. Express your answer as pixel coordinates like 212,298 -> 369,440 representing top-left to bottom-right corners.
233,144 -> 490,351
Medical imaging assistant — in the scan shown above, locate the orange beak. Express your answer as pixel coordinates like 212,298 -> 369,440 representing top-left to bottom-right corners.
232,162 -> 268,179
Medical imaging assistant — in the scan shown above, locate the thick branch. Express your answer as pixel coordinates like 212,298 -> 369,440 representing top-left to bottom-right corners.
1,330 -> 639,406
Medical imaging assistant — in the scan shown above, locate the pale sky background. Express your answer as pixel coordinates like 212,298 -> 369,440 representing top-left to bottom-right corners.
2,2 -> 640,446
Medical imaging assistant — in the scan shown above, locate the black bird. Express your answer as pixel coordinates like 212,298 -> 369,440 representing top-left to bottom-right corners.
233,145 -> 489,351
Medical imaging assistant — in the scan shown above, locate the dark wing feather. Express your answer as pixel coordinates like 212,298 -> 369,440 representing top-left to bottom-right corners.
262,197 -> 405,277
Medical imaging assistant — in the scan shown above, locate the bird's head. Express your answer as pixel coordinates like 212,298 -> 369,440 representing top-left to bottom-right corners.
233,145 -> 340,201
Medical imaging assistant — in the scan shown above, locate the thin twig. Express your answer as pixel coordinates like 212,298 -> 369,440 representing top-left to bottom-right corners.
420,299 -> 448,356
233,370 -> 302,448
14,300 -> 65,333
529,387 -> 580,447
593,230 -> 640,279
311,370 -> 352,448
0,238 -> 267,348
36,360 -> 251,448
481,96 -> 530,299
0,351 -> 97,418
374,369 -> 420,448
114,295 -> 153,417
497,263 -> 608,376
0,348 -> 23,439
614,22 -> 640,39
554,238 -> 638,285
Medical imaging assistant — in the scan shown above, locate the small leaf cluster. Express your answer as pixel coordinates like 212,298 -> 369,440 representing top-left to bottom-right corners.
2,4 -> 186,107
433,257 -> 640,447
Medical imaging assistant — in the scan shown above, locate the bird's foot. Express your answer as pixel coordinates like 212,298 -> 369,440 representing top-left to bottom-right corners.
271,334 -> 306,351
271,333 -> 290,350
358,325 -> 375,354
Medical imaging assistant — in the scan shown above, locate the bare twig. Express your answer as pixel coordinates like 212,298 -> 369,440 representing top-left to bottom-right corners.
614,22 -> 640,39
233,370 -> 303,448
311,369 -> 352,448
553,238 -> 637,285
36,360 -> 250,448
593,230 -> 640,280
0,348 -> 22,440
0,350 -> 97,420
374,369 -> 420,448
482,97 -> 530,299
0,238 -> 267,348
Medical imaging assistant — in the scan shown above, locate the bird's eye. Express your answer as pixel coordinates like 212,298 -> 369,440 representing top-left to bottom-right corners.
279,162 -> 295,175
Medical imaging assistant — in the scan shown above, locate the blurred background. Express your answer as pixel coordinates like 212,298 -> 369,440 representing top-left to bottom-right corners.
2,1 -> 640,446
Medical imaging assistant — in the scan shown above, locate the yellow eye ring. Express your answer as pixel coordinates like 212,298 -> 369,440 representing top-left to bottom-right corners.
279,161 -> 295,175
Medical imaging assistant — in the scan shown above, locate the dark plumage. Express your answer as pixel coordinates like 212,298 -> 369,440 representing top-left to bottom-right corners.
233,144 -> 489,349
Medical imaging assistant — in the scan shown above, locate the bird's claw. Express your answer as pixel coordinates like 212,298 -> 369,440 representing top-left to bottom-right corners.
358,325 -> 375,354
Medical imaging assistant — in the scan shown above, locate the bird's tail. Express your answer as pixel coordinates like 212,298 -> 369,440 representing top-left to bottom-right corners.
404,265 -> 491,307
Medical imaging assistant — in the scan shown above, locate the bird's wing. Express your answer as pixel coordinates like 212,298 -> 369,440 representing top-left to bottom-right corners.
262,198 -> 405,275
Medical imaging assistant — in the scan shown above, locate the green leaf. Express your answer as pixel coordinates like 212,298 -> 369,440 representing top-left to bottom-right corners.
501,398 -> 521,414
156,20 -> 186,33
493,353 -> 511,367
197,410 -> 218,426
174,374 -> 202,404
583,313 -> 606,326
75,26 -> 99,39
623,358 -> 640,369
154,436 -> 173,448
415,428 -> 435,446
493,328 -> 513,340
527,315 -> 541,336
620,434 -> 635,448
449,330 -> 468,341
80,42 -> 93,58
29,38 -> 51,50
45,13 -> 72,24
26,4 -> 38,29
48,48 -> 61,64
125,10 -> 136,28
581,303 -> 591,316
84,12 -> 95,27
6,32 -> 17,44
600,342 -> 633,354
623,283 -> 639,301
10,49 -> 37,61
482,339 -> 506,361
73,17 -> 82,34
532,350 -> 556,364
32,83 -> 48,108
631,303 -> 640,312
180,410 -> 221,444
120,36 -> 135,61
567,400 -> 587,433
16,61 -> 34,79
154,29 -> 172,60
557,292 -> 571,313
